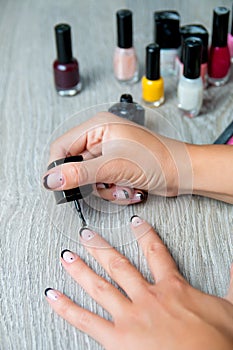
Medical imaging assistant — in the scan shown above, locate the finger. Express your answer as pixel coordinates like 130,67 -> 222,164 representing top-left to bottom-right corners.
43,155 -> 123,190
79,228 -> 149,301
225,263 -> 233,303
130,216 -> 180,283
48,112 -> 130,164
44,288 -> 114,345
60,249 -> 131,316
94,184 -> 146,205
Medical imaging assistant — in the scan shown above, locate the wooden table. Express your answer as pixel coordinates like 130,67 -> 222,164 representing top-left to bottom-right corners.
1,0 -> 232,349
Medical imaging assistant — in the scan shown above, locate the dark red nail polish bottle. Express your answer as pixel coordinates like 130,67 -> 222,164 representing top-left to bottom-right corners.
208,7 -> 231,86
53,24 -> 82,96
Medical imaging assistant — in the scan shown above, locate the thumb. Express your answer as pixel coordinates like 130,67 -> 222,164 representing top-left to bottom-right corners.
43,155 -> 132,190
225,263 -> 233,304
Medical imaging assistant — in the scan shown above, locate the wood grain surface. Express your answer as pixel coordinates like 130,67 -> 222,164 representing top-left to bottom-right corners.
0,0 -> 233,349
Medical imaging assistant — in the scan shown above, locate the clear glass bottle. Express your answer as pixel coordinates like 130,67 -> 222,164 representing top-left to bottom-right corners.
108,94 -> 145,125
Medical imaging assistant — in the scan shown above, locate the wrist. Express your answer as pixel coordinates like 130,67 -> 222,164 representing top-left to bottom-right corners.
187,144 -> 233,204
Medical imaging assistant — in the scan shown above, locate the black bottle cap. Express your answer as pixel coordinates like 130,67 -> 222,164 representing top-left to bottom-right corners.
180,24 -> 209,63
117,9 -> 133,48
154,11 -> 181,49
211,7 -> 229,47
183,37 -> 202,79
145,43 -> 160,80
47,155 -> 93,204
120,94 -> 133,103
55,23 -> 73,64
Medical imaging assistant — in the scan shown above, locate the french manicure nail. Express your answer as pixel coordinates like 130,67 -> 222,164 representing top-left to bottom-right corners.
44,288 -> 61,301
130,215 -> 144,227
113,189 -> 130,200
43,173 -> 64,189
61,249 -> 77,263
79,228 -> 95,241
96,183 -> 111,189
132,191 -> 145,202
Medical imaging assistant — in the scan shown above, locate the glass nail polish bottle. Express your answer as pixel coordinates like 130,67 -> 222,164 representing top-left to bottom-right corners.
177,37 -> 203,118
227,4 -> 233,62
154,10 -> 180,76
53,24 -> 82,96
113,9 -> 139,84
108,94 -> 145,125
177,25 -> 209,88
141,43 -> 164,107
208,7 -> 231,86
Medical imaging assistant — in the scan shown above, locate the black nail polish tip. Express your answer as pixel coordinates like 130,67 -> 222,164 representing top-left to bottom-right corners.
79,226 -> 89,237
44,287 -> 53,296
130,215 -> 139,222
61,249 -> 71,258
103,183 -> 111,189
43,175 -> 50,189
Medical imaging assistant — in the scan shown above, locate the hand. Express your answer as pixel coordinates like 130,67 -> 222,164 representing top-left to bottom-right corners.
42,112 -> 193,204
45,216 -> 233,350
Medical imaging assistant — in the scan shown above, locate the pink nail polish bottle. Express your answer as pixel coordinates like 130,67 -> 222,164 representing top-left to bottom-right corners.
208,7 -> 231,87
53,24 -> 82,96
227,4 -> 233,63
113,9 -> 139,84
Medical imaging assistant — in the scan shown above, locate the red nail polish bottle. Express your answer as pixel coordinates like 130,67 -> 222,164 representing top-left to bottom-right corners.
208,7 -> 231,87
53,24 -> 82,96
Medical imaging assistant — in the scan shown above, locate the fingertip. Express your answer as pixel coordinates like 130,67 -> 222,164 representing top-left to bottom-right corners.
130,215 -> 145,227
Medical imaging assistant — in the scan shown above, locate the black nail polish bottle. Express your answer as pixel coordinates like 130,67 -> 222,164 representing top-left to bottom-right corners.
108,94 -> 145,125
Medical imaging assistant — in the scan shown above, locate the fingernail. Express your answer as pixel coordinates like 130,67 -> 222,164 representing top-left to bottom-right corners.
96,183 -> 111,189
132,191 -> 145,202
43,173 -> 64,189
130,215 -> 144,227
79,228 -> 95,241
44,288 -> 61,301
61,249 -> 77,263
113,189 -> 130,200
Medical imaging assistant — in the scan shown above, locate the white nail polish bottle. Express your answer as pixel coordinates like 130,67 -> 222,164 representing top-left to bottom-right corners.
177,37 -> 203,118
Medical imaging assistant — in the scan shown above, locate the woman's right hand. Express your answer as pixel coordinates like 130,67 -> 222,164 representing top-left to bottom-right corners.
42,112 -> 193,203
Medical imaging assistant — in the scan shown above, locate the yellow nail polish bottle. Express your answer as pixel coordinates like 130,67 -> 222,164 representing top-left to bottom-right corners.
142,43 -> 165,107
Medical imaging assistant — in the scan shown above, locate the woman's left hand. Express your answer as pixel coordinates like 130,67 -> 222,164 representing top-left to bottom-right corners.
45,217 -> 233,350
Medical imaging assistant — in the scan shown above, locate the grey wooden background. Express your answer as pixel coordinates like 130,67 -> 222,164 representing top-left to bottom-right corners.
1,0 -> 233,349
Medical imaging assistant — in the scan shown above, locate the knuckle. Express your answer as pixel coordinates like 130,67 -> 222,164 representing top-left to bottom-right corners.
77,310 -> 92,330
94,278 -> 111,294
147,242 -> 167,257
109,255 -> 130,273
166,274 -> 186,290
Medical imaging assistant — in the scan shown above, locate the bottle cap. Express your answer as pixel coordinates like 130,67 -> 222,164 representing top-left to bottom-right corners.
47,155 -> 93,204
183,37 -> 202,79
211,7 -> 229,47
120,94 -> 133,103
55,23 -> 73,64
145,43 -> 160,80
180,24 -> 209,63
117,9 -> 133,48
154,11 -> 180,49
